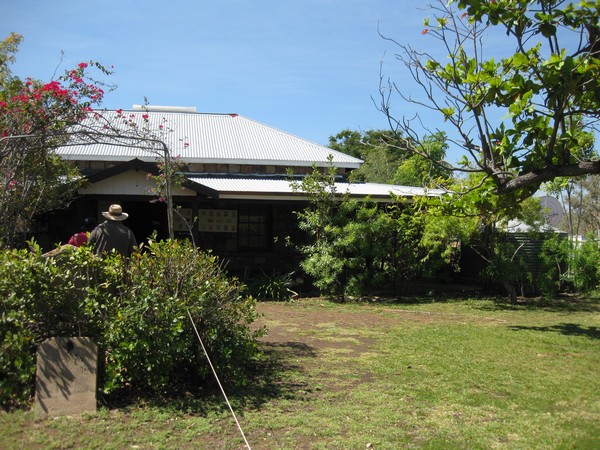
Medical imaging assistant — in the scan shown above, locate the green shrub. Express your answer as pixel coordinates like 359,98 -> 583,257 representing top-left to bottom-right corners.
248,270 -> 298,301
299,242 -> 348,298
295,191 -> 434,299
0,239 -> 263,409
480,238 -> 530,302
100,239 -> 263,396
537,236 -> 569,297
537,235 -> 599,297
564,237 -> 600,293
0,243 -> 99,408
291,162 -> 449,299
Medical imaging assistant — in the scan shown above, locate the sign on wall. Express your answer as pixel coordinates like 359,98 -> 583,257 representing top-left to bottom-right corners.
198,209 -> 238,233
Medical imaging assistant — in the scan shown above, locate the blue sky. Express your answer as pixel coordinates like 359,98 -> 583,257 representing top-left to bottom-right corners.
3,1 -> 465,162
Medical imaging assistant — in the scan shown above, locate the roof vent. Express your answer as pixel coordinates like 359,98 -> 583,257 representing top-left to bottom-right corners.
132,105 -> 197,113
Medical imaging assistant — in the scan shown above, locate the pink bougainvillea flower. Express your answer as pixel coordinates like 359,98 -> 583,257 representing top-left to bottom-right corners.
78,62 -> 88,69
422,29 -> 429,35
142,114 -> 149,120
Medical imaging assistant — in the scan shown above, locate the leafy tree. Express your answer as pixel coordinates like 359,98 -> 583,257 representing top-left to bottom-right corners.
577,175 -> 600,235
1,35 -> 189,243
290,162 -> 452,298
538,233 -> 600,297
328,129 -> 371,159
418,198 -> 479,278
379,0 -> 600,196
329,129 -> 403,183
0,33 -> 21,85
0,33 -> 112,248
542,166 -> 600,297
545,176 -> 600,238
329,128 -> 452,186
425,172 -> 550,302
543,124 -> 596,234
393,132 -> 451,186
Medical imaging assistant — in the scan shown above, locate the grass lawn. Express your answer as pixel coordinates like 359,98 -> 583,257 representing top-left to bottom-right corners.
1,295 -> 599,449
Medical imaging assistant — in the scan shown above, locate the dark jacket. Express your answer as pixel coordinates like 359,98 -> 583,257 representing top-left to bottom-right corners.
89,221 -> 137,257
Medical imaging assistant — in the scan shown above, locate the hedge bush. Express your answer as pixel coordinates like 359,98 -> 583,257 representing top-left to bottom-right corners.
538,235 -> 600,297
0,239 -> 263,409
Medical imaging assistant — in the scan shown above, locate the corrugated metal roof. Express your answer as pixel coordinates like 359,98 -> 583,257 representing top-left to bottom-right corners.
57,109 -> 362,168
187,176 -> 444,200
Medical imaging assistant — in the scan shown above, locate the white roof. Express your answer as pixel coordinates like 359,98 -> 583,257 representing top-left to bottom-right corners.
188,176 -> 445,201
501,219 -> 563,233
57,108 -> 362,169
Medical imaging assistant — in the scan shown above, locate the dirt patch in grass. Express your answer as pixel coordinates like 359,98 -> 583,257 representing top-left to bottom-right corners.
254,299 -> 505,350
255,301 -> 383,352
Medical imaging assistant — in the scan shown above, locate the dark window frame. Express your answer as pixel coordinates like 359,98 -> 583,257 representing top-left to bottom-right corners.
237,204 -> 272,252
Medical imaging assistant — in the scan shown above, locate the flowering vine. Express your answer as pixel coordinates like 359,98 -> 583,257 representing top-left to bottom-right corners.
0,32 -> 114,247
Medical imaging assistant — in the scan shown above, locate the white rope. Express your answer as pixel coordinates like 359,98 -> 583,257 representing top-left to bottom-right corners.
187,310 -> 252,449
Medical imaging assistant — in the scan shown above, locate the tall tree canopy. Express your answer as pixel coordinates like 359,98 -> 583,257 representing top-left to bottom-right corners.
328,129 -> 451,186
380,0 -> 599,196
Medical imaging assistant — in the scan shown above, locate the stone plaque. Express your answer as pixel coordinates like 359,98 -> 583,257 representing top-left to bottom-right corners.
34,337 -> 98,416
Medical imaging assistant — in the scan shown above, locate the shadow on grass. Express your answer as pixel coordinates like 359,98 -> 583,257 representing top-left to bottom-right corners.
231,340 -> 320,408
343,294 -> 482,306
361,283 -> 600,313
475,294 -> 600,313
337,282 -> 488,305
509,323 -> 600,340
102,339 -> 320,416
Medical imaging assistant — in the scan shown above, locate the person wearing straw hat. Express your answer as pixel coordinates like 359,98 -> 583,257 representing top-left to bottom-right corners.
89,204 -> 138,257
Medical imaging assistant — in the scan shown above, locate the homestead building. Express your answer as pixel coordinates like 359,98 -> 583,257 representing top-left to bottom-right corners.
44,106 -> 442,278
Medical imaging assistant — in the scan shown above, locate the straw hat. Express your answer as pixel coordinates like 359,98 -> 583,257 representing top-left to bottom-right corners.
102,204 -> 129,221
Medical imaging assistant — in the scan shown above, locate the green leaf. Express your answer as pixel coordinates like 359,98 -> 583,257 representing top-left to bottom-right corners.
440,107 -> 455,121
539,23 -> 556,38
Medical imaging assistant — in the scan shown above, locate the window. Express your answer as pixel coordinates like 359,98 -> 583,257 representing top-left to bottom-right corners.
237,205 -> 271,251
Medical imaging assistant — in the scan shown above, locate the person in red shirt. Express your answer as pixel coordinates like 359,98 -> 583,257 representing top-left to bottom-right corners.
68,217 -> 96,247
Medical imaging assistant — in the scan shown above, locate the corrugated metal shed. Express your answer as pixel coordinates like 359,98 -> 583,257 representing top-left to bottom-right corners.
187,176 -> 445,200
57,109 -> 362,168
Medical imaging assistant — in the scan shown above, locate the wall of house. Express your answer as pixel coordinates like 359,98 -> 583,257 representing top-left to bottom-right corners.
194,200 -> 306,280
35,158 -> 347,284
35,193 -> 308,285
81,171 -> 196,197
